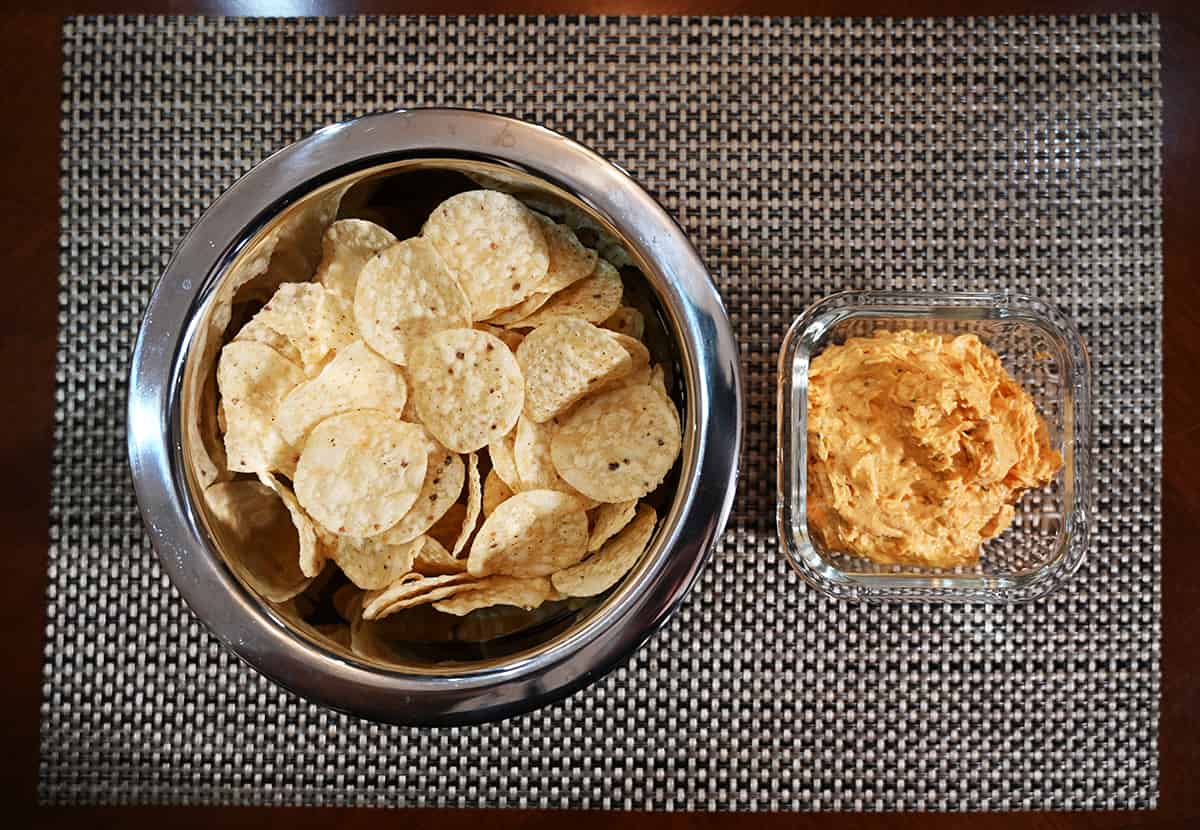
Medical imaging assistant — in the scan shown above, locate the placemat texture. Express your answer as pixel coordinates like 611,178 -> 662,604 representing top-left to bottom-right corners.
43,15 -> 1162,810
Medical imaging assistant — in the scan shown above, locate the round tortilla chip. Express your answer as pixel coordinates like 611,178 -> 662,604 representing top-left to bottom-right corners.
516,318 -> 633,423
482,468 -> 514,517
587,499 -> 639,552
507,259 -> 623,329
531,215 -> 599,295
314,218 -> 398,299
217,340 -> 305,476
330,533 -> 424,590
550,384 -> 681,503
294,412 -> 428,538
408,328 -> 525,452
257,471 -> 328,578
422,190 -> 549,320
203,479 -> 313,602
467,490 -> 588,578
602,306 -> 645,341
377,439 -> 464,544
552,504 -> 658,598
277,339 -> 408,446
353,236 -> 472,365
432,575 -> 556,616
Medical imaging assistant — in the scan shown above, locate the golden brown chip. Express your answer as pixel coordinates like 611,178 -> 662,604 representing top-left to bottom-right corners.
412,536 -> 469,576
550,384 -> 681,503
422,190 -> 549,320
408,328 -> 525,452
467,490 -> 588,578
516,318 -> 633,423
257,471 -> 328,578
508,259 -> 623,328
353,236 -> 472,365
602,306 -> 645,341
203,479 -> 313,602
377,439 -> 465,544
216,340 -> 305,476
276,339 -> 408,446
329,533 -> 424,590
294,412 -> 428,538
482,468 -> 514,517
243,282 -> 357,376
552,504 -> 658,598
451,452 -> 482,557
432,575 -> 557,616
314,218 -> 398,299
530,215 -> 599,295
587,499 -> 639,552
362,571 -> 479,620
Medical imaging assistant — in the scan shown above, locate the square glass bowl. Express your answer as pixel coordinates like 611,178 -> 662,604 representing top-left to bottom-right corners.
777,291 -> 1092,602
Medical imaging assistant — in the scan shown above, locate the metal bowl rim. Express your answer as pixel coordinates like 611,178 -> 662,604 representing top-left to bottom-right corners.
127,107 -> 742,725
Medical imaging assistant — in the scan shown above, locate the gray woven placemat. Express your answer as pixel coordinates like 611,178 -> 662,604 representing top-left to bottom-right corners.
42,15 -> 1162,810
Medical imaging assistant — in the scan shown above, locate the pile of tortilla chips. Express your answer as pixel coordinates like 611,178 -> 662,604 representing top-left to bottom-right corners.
210,190 -> 681,650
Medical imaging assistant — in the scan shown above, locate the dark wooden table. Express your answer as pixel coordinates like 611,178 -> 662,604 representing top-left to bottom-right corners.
3,2 -> 1196,827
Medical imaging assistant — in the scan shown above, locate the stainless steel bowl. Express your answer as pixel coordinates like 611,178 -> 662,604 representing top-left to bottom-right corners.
127,108 -> 742,725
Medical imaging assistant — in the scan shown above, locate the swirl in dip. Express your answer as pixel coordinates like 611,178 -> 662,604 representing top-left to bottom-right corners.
806,329 -> 1062,568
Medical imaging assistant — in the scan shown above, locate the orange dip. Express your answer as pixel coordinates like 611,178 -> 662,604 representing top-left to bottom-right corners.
806,329 -> 1061,568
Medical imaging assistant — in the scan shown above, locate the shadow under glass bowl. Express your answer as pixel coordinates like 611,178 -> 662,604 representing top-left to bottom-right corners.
128,109 -> 742,725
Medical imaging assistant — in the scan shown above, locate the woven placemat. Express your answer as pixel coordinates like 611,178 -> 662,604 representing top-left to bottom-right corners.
42,15 -> 1162,810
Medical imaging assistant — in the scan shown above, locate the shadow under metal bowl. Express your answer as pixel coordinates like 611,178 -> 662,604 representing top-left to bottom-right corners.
127,109 -> 742,726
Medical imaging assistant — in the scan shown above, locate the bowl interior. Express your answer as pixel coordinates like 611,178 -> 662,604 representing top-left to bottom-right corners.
179,158 -> 689,672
